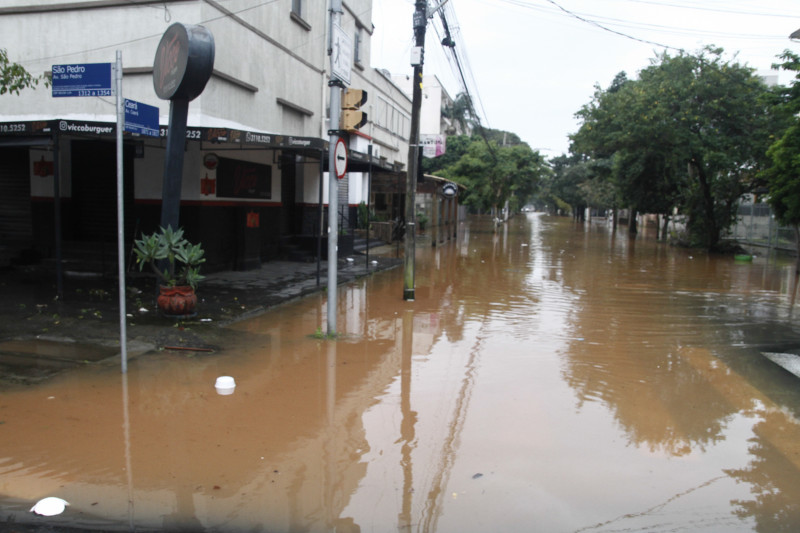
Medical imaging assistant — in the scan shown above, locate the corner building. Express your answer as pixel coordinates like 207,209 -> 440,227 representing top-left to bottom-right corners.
0,0 -> 411,272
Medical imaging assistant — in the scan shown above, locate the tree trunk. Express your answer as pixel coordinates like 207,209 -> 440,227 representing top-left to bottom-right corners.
628,208 -> 638,235
794,225 -> 800,274
662,214 -> 670,241
693,158 -> 718,249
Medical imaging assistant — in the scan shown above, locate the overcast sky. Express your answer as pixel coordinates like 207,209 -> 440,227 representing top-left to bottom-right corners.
370,0 -> 800,158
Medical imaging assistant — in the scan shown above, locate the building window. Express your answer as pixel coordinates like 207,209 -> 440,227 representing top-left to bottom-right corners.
354,27 -> 363,66
290,0 -> 311,31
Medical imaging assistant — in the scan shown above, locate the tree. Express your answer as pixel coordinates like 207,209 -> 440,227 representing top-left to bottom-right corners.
571,47 -> 779,250
442,92 -> 475,135
0,48 -> 44,95
761,51 -> 800,268
425,133 -> 549,215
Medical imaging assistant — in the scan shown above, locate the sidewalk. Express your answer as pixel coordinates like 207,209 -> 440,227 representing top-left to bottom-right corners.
0,249 -> 401,385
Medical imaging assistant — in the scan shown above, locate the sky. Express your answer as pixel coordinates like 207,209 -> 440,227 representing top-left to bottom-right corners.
370,0 -> 800,158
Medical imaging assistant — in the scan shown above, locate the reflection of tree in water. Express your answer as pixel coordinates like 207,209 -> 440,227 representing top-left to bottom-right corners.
726,416 -> 800,532
562,342 -> 732,456
554,222 -> 739,456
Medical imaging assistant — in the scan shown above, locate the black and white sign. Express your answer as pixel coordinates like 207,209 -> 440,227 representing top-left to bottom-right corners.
441,182 -> 458,199
331,24 -> 352,85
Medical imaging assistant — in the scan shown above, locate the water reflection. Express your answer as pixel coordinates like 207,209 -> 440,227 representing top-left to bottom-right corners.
3,215 -> 800,531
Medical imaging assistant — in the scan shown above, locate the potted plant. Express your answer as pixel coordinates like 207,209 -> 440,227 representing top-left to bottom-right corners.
133,225 -> 206,317
416,211 -> 429,233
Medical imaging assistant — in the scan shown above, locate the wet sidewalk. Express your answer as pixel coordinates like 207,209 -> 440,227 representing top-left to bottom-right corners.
0,248 -> 401,386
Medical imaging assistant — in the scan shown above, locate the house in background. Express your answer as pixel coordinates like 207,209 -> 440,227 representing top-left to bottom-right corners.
386,73 -> 466,245
0,0 -> 411,272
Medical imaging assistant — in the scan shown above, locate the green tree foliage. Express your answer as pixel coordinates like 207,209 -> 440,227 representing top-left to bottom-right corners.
761,51 -> 800,264
424,132 -> 549,214
571,47 -> 782,250
0,48 -> 43,95
442,92 -> 476,135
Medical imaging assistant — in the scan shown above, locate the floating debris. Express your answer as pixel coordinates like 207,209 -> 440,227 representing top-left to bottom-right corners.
215,375 -> 236,395
30,497 -> 68,516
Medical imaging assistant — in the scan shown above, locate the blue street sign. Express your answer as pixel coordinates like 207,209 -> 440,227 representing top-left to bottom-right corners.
51,63 -> 113,97
124,99 -> 159,137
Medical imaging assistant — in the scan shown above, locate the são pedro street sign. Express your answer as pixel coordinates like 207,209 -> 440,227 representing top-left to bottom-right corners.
52,63 -> 113,97
51,62 -> 160,137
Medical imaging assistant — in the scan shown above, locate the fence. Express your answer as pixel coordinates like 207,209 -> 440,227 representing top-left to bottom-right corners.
728,201 -> 797,253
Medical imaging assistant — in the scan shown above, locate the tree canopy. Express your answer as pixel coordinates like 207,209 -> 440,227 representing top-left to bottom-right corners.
423,131 -> 549,214
0,48 -> 43,95
569,47 -> 786,250
760,51 -> 800,264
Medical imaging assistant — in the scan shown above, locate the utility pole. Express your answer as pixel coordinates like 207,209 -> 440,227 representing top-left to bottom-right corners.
327,0 -> 344,334
404,0 -> 428,301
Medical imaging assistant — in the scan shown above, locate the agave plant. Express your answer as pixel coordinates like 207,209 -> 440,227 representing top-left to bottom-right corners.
133,226 -> 206,290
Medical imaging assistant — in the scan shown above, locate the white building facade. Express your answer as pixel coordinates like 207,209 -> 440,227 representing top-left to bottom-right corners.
0,0 -> 411,270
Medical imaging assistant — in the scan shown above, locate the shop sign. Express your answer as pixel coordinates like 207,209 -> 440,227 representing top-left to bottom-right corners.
153,23 -> 215,101
441,182 -> 458,199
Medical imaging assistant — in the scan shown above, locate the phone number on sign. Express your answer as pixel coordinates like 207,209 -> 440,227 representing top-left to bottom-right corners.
0,124 -> 26,133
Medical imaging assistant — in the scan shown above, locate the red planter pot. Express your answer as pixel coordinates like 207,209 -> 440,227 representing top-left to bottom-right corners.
157,285 -> 197,317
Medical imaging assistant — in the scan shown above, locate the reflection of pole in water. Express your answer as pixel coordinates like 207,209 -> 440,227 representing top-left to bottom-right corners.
399,310 -> 417,530
325,340 -> 337,532
121,373 -> 134,529
418,326 -> 483,533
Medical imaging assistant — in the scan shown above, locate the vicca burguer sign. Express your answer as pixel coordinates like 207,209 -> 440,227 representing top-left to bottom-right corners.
153,23 -> 215,101
153,22 -> 215,231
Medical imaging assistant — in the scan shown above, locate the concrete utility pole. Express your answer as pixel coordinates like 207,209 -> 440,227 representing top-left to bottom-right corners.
327,0 -> 344,334
404,0 -> 428,301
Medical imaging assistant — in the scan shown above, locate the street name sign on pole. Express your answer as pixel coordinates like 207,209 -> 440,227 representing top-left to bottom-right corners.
114,52 -> 128,374
50,58 -> 128,372
52,63 -> 113,97
124,99 -> 160,137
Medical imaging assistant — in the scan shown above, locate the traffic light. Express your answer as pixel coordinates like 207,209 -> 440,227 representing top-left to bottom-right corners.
341,88 -> 368,131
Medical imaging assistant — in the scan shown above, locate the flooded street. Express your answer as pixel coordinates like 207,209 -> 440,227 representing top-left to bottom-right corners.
4,214 -> 800,532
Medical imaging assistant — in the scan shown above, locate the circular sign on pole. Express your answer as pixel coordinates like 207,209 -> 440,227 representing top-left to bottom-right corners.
441,182 -> 458,199
334,138 -> 348,179
153,23 -> 215,101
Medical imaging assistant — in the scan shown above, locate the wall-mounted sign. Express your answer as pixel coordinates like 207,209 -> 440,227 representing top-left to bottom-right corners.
33,156 -> 54,177
153,23 -> 215,101
203,153 -> 219,170
216,157 -> 271,199
441,182 -> 458,199
421,134 -> 446,158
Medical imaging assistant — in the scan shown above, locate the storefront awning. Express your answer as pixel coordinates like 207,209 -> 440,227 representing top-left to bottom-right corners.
0,118 -> 402,173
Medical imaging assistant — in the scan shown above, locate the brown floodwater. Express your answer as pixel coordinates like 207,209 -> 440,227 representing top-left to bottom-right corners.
3,214 -> 800,532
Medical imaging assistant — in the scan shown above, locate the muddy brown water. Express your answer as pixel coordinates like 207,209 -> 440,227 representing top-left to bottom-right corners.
3,214 -> 800,532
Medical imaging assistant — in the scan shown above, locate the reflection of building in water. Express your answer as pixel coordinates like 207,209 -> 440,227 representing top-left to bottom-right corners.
0,251 -> 470,531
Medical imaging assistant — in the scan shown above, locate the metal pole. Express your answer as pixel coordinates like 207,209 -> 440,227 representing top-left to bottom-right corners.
327,0 -> 344,335
53,133 -> 63,300
159,99 -> 189,231
115,50 -> 128,374
366,144 -> 372,268
317,149 -> 324,286
404,0 -> 428,301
